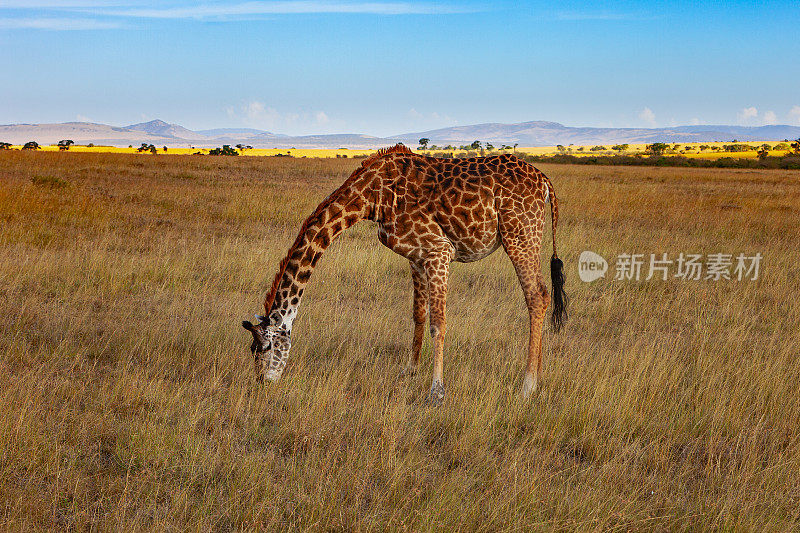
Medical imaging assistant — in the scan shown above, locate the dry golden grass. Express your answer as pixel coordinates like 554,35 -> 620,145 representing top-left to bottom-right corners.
1,151 -> 799,531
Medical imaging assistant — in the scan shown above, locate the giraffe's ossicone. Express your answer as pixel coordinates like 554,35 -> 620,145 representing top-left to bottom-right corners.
242,144 -> 567,401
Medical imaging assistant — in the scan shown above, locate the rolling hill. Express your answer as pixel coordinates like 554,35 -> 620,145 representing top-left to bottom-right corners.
1,119 -> 798,149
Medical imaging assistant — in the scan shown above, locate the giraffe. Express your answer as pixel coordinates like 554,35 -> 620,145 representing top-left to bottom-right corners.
241,144 -> 567,402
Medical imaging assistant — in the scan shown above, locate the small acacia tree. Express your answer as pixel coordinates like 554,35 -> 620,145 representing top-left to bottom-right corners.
22,141 -> 40,150
136,143 -> 158,154
208,145 -> 239,156
57,140 -> 74,151
0,142 -> 12,150
418,138 -> 430,150
646,143 -> 668,155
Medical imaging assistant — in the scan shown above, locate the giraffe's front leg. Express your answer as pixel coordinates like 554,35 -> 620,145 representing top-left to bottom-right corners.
422,251 -> 452,406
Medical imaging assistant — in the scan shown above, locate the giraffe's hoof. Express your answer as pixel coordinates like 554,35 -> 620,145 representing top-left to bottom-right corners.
520,374 -> 538,399
425,381 -> 445,406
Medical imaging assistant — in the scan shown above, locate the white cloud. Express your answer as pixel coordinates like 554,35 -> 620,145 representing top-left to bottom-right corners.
736,106 -> 783,126
244,101 -> 267,121
788,106 -> 800,126
227,100 -> 337,133
0,17 -> 119,30
690,117 -> 702,125
97,2 -> 472,19
408,108 -> 452,122
315,111 -> 329,125
405,108 -> 456,132
762,110 -> 777,125
76,114 -> 93,122
0,1 -> 475,31
0,1 -> 122,6
737,106 -> 758,123
638,107 -> 656,127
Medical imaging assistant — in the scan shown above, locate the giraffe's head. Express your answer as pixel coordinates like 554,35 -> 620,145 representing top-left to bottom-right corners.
241,316 -> 291,382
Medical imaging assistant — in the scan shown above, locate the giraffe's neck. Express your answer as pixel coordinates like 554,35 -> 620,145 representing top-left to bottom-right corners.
264,181 -> 374,331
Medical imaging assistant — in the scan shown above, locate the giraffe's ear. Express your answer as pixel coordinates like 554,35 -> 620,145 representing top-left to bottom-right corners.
242,320 -> 256,333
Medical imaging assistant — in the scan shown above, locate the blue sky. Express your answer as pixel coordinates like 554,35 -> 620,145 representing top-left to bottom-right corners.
1,0 -> 799,136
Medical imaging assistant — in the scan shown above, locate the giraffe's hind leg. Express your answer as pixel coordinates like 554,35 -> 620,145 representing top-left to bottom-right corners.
402,263 -> 428,376
505,244 -> 549,397
499,208 -> 550,398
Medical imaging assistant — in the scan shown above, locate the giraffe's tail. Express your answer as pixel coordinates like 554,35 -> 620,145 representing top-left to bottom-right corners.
543,174 -> 568,332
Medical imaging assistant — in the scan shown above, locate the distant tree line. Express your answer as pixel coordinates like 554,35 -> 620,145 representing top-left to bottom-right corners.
520,151 -> 800,170
418,138 -> 519,152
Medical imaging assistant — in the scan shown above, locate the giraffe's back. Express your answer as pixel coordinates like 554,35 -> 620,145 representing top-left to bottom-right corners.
375,153 -> 548,263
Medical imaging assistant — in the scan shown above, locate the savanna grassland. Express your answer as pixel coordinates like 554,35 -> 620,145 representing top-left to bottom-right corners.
1,151 -> 799,531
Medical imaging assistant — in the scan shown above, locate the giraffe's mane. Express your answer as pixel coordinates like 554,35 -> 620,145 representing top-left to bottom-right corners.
357,143 -> 414,168
263,144 -> 413,314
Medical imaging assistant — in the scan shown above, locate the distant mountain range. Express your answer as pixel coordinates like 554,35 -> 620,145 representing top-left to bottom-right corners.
126,119 -> 208,141
2,119 -> 799,149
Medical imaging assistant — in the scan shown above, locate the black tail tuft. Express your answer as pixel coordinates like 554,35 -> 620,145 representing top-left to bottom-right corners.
550,254 -> 568,332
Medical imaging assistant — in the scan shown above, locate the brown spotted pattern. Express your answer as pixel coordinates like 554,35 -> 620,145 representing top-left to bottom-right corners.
243,145 -> 562,401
